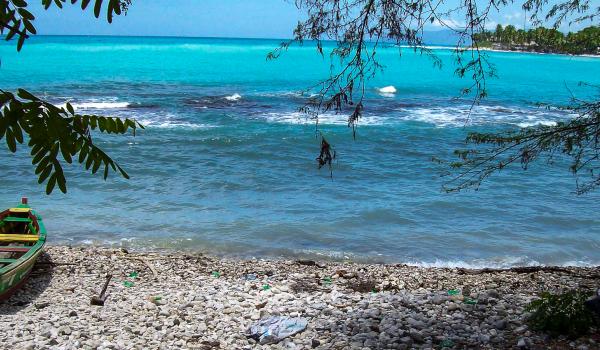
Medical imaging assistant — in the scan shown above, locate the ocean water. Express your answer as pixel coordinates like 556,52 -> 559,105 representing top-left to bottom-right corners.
1,36 -> 599,267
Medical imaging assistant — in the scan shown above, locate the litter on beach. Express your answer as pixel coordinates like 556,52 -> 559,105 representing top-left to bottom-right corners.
246,316 -> 308,345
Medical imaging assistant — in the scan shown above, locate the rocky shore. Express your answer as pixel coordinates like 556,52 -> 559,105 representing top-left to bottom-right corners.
0,246 -> 599,349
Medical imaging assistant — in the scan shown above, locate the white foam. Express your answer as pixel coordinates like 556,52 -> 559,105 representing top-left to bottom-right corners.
71,102 -> 130,110
136,118 -> 214,130
225,93 -> 242,101
378,86 -> 397,94
405,105 -> 569,128
262,112 -> 386,126
517,120 -> 557,128
405,256 -> 542,269
405,256 -> 600,268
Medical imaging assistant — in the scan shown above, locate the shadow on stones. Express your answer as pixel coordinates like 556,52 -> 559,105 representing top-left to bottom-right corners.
0,251 -> 54,315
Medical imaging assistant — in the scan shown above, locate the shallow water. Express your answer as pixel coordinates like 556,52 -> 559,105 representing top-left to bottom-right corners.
1,36 -> 599,267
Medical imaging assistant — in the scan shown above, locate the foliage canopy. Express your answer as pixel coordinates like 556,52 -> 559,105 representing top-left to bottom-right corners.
274,0 -> 600,193
0,0 -> 139,194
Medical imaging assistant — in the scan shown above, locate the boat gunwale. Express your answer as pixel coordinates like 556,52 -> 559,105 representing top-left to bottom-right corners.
0,204 -> 47,275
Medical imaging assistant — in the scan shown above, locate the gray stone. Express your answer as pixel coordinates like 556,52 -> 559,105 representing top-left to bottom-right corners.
399,336 -> 413,346
409,329 -> 424,343
59,326 -> 72,336
517,337 -> 530,349
486,290 -> 500,299
447,303 -> 459,312
407,317 -> 425,329
493,320 -> 507,330
515,325 -> 528,333
431,295 -> 446,305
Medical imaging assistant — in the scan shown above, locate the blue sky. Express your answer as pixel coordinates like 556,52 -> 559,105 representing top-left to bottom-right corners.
29,0 -> 592,38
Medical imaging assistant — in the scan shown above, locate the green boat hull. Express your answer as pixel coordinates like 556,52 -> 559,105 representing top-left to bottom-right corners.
0,201 -> 47,300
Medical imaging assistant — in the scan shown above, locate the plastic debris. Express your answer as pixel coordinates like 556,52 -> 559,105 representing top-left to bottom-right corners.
447,289 -> 460,296
122,281 -> 134,288
211,271 -> 221,278
322,276 -> 332,286
246,316 -> 308,345
147,295 -> 163,304
464,297 -> 478,305
243,273 -> 258,281
262,284 -> 271,291
440,339 -> 455,347
128,271 -> 139,279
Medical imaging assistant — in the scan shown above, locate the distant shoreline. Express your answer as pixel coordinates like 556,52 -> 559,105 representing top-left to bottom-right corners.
11,36 -> 600,58
477,46 -> 600,58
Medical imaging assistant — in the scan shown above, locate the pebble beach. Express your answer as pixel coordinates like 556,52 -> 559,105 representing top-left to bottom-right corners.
1,246 -> 599,350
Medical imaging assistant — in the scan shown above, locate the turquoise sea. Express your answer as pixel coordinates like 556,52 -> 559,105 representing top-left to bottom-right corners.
1,36 -> 599,267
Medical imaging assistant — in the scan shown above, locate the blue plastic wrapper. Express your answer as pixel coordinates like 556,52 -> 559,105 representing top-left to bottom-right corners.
246,316 -> 308,345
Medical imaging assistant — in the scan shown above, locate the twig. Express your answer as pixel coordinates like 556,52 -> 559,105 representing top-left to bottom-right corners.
124,257 -> 159,279
36,262 -> 78,266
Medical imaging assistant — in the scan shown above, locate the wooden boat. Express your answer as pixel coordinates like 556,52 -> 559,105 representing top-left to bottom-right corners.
0,198 -> 46,300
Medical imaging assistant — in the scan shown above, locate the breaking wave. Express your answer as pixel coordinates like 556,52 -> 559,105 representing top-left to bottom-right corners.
379,86 -> 397,93
258,104 -> 571,128
225,93 -> 242,101
70,101 -> 131,110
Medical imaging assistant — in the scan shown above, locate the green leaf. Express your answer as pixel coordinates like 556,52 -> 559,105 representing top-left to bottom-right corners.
32,148 -> 46,165
46,173 -> 57,194
94,0 -> 103,18
78,144 -> 89,163
12,0 -> 27,7
23,19 -> 36,35
35,156 -> 50,174
116,163 -> 130,179
85,152 -> 94,169
16,35 -> 25,52
30,142 -> 44,156
57,171 -> 67,193
92,157 -> 101,174
5,128 -> 16,152
38,165 -> 52,184
5,21 -> 20,41
0,117 -> 6,138
60,142 -> 73,164
66,102 -> 75,115
11,123 -> 23,143
17,89 -> 37,101
18,8 -> 35,21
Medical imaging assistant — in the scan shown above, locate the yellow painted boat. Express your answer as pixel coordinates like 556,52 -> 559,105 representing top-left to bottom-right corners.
0,198 -> 46,300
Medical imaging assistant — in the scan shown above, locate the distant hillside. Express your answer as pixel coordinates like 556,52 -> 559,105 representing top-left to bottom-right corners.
474,25 -> 600,55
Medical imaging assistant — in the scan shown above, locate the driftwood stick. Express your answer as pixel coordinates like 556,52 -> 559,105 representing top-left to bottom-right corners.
141,258 -> 159,279
90,274 -> 112,306
36,262 -> 79,266
124,257 -> 159,279
122,256 -> 182,261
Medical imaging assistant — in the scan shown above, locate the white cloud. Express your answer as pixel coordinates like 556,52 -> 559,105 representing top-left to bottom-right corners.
504,11 -> 523,21
430,18 -> 466,29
